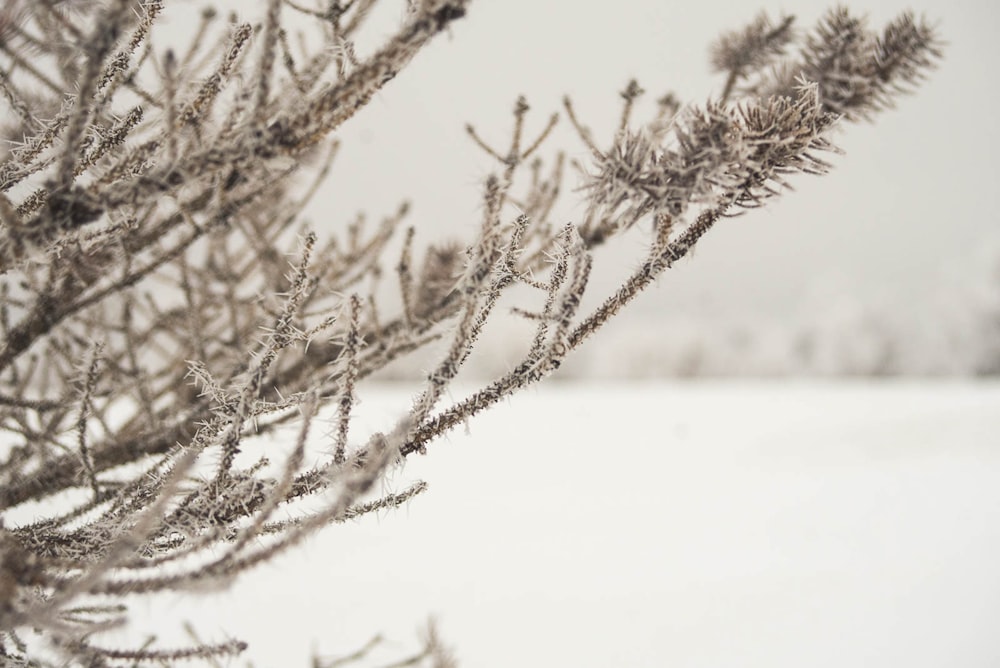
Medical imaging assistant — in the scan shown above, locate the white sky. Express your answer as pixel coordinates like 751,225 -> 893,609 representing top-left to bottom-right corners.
141,0 -> 1000,375
285,0 -> 998,322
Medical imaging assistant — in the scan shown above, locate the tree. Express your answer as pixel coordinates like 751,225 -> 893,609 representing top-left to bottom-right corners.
0,1 -> 940,664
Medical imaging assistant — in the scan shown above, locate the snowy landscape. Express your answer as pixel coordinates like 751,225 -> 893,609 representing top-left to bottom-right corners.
117,381 -> 1000,666
2,0 -> 997,664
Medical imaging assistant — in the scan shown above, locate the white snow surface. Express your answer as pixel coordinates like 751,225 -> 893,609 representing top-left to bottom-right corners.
122,382 -> 1000,666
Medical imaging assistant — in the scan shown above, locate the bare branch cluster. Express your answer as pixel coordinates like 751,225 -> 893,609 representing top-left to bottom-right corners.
0,2 -> 940,664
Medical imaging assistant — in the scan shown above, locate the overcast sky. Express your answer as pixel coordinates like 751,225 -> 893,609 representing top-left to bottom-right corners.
152,1 -> 998,332
304,0 -> 997,320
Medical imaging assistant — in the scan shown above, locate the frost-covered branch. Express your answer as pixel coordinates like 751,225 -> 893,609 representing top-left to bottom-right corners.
0,2 -> 940,664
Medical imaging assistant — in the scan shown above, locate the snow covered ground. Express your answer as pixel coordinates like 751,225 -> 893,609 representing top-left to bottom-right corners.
126,381 -> 1000,666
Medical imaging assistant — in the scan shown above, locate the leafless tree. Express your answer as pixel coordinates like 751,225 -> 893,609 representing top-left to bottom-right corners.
0,1 -> 940,664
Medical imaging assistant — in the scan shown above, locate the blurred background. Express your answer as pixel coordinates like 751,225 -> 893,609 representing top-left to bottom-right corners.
168,0 -> 999,377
